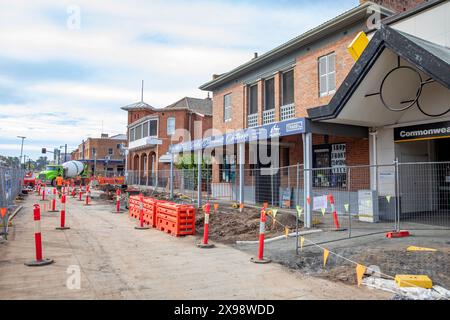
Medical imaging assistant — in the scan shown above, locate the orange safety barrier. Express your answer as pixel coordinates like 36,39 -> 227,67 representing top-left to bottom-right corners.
142,198 -> 168,228
156,202 -> 196,237
128,195 -> 141,219
96,176 -> 125,186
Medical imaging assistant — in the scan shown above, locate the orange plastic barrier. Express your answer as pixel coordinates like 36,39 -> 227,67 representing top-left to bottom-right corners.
142,198 -> 169,228
96,177 -> 125,186
128,195 -> 140,219
156,202 -> 196,237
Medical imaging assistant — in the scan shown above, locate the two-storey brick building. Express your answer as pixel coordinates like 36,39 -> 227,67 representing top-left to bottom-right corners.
122,97 -> 212,184
170,0 -> 431,210
71,133 -> 127,176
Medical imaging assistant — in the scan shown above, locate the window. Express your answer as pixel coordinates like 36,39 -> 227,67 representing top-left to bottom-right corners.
149,119 -> 158,136
130,128 -> 135,142
108,148 -> 113,155
220,155 -> 236,183
264,78 -> 275,110
282,70 -> 294,105
92,148 -> 96,156
223,94 -> 232,122
167,117 -> 175,136
319,53 -> 336,97
248,84 -> 258,115
143,121 -> 149,137
135,124 -> 142,140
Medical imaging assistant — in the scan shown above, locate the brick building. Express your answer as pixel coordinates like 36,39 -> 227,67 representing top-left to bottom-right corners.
170,0 -> 430,211
122,97 -> 212,184
71,133 -> 127,176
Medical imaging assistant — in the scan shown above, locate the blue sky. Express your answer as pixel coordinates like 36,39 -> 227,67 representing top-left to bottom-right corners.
0,0 -> 358,160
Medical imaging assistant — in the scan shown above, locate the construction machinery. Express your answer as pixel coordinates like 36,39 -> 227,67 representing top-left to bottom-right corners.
38,160 -> 90,186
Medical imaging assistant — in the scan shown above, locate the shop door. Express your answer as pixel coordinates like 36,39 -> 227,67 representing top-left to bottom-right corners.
255,143 -> 280,206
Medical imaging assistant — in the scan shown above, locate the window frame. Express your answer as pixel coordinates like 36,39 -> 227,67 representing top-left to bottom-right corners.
167,117 -> 176,136
248,83 -> 258,115
223,93 -> 232,122
281,69 -> 294,106
318,52 -> 336,97
264,77 -> 275,111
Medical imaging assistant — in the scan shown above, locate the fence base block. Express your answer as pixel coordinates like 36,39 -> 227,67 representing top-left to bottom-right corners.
197,242 -> 215,249
55,227 -> 70,230
386,231 -> 410,238
24,258 -> 54,267
134,226 -> 150,230
250,257 -> 271,264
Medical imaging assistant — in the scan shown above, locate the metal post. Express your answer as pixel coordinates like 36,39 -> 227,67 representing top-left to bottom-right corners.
170,152 -> 174,199
348,167 -> 352,238
394,158 -> 400,232
295,162 -> 300,255
303,133 -> 312,229
238,142 -> 244,206
197,149 -> 202,208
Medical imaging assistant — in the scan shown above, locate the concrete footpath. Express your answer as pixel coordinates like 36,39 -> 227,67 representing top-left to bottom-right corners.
0,193 -> 391,300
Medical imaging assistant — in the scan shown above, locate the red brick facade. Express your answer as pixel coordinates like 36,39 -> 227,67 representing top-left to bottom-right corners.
125,100 -> 212,176
360,0 -> 428,13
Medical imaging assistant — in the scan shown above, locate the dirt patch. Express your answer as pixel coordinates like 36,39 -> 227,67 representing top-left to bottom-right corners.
195,206 -> 298,244
266,243 -> 450,288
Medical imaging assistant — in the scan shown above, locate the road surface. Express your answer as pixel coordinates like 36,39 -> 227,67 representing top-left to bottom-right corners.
0,192 -> 391,299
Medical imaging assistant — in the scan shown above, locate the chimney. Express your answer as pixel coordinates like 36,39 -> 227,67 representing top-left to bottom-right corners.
359,0 -> 428,13
253,52 -> 258,59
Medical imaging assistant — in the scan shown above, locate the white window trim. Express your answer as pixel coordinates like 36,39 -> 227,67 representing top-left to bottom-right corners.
223,93 -> 232,122
167,117 -> 176,136
319,53 -> 336,97
129,119 -> 159,142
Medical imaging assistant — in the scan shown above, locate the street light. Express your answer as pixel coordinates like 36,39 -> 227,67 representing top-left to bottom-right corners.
17,136 -> 26,169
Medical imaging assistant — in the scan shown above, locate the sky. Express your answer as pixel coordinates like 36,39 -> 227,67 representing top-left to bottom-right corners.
0,0 -> 358,161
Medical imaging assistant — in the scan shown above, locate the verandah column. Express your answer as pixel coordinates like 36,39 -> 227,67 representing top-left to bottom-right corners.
303,132 -> 312,228
238,142 -> 245,206
197,149 -> 202,208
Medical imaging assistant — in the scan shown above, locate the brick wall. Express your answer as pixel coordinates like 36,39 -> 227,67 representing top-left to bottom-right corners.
360,0 -> 428,13
295,32 -> 358,117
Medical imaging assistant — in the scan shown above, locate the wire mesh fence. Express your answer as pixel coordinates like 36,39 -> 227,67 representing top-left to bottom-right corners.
125,161 -> 450,238
0,166 -> 25,209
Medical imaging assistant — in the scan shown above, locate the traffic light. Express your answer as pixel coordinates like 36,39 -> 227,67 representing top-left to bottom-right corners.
42,148 -> 47,154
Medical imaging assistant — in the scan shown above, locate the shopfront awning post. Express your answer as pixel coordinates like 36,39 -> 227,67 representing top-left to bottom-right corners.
238,142 -> 245,206
197,149 -> 202,208
303,133 -> 313,228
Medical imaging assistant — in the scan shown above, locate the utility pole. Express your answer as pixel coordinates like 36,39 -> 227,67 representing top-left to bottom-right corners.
17,136 -> 26,169
64,144 -> 67,162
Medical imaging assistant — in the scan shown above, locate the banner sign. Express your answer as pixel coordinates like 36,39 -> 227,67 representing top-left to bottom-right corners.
394,121 -> 450,143
169,117 -> 306,153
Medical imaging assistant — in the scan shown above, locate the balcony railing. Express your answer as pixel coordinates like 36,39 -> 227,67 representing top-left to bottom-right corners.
247,113 -> 258,128
280,103 -> 295,121
262,109 -> 275,124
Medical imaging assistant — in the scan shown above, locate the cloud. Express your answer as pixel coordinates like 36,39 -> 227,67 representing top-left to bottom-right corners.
0,0 -> 358,159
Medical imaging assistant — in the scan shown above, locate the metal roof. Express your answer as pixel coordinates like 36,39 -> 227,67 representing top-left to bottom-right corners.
120,101 -> 156,111
164,97 -> 212,116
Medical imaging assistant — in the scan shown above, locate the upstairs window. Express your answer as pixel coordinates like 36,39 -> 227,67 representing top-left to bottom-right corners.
282,70 -> 294,106
248,84 -> 258,115
129,128 -> 135,142
143,121 -> 149,137
135,124 -> 142,140
149,119 -> 158,136
167,117 -> 175,136
264,78 -> 275,110
319,52 -> 336,97
223,94 -> 232,122
108,148 -> 113,155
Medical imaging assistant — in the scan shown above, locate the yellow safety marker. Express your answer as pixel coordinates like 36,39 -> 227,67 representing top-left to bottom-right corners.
323,249 -> 329,267
407,246 -> 437,252
347,31 -> 369,61
284,227 -> 289,238
299,236 -> 305,252
395,275 -> 433,289
356,264 -> 367,287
